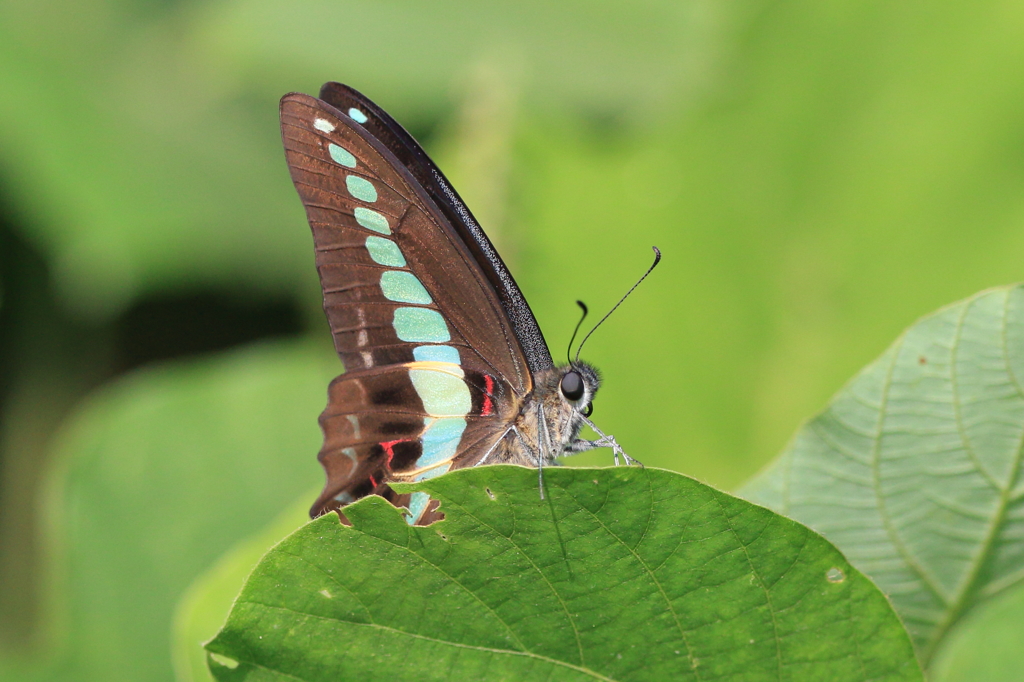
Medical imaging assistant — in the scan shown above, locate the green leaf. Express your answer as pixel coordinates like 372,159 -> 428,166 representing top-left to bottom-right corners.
929,577 -> 1024,682
742,285 -> 1024,665
207,466 -> 921,682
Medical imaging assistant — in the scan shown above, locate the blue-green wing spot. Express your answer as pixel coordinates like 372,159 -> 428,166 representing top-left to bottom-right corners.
346,176 -> 378,203
365,236 -> 405,266
409,368 -> 471,416
406,414 -> 467,525
413,345 -> 460,364
393,307 -> 450,343
348,107 -> 369,123
406,491 -> 432,524
416,418 -> 467,469
328,143 -> 356,168
354,207 -> 389,234
416,462 -> 452,481
380,271 -> 432,305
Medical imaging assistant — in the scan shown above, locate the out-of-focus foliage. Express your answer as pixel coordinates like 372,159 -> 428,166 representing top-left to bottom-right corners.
1,0 -> 1023,680
35,343 -> 335,682
172,493 -> 312,682
930,579 -> 1024,682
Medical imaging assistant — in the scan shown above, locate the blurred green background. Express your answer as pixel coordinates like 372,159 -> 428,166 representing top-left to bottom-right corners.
2,1 -> 1024,680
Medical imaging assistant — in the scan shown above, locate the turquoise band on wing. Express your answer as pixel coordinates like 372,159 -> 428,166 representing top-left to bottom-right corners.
417,418 -> 467,467
354,207 -> 389,234
407,491 -> 431,523
346,175 -> 378,202
413,345 -> 460,364
409,370 -> 470,416
404,417 -> 464,525
380,271 -> 432,305
329,143 -> 356,168
365,236 -> 405,266
393,308 -> 450,342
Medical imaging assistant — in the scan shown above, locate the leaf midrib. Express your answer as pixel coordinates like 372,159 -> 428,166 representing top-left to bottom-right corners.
919,289 -> 1024,662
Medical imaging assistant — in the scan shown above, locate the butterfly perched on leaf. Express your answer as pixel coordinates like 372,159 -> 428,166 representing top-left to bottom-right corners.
280,83 -> 654,525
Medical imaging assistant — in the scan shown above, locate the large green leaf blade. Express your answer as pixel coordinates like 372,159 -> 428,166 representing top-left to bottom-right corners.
207,466 -> 921,681
742,284 -> 1024,663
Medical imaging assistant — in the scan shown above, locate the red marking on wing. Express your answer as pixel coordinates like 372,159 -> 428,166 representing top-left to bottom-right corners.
481,375 -> 495,416
380,439 -> 404,469
369,474 -> 378,488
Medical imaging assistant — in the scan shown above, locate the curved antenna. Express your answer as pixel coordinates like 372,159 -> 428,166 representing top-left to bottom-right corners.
575,246 -> 661,362
566,301 -> 589,365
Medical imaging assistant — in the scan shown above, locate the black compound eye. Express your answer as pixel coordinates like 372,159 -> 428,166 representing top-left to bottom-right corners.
560,370 -> 585,402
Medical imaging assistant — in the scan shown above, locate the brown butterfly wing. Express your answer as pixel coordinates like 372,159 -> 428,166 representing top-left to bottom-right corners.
313,363 -> 511,523
280,94 -> 532,521
281,94 -> 531,387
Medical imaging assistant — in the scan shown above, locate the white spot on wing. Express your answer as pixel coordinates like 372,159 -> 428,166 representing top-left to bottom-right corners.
356,308 -> 368,348
346,414 -> 361,439
313,118 -> 335,133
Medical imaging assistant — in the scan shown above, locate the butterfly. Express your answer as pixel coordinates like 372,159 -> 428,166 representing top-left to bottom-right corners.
280,83 -> 656,525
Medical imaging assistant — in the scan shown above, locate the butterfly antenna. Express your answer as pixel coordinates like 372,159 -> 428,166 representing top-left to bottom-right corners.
566,300 -> 589,365
575,246 -> 661,362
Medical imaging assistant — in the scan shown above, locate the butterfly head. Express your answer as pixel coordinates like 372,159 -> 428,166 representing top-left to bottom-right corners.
558,361 -> 600,417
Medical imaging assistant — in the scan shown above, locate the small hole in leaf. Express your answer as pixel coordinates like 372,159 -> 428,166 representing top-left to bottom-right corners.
593,479 -> 599,485
319,589 -> 333,599
437,531 -> 448,541
826,567 -> 846,583
209,653 -> 239,669
485,487 -> 496,500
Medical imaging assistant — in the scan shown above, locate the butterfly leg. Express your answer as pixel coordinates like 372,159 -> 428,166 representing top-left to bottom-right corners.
476,426 -> 514,467
512,425 -> 546,500
560,437 -> 623,462
536,403 -> 560,499
576,415 -> 644,467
